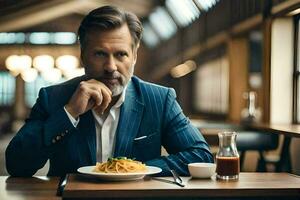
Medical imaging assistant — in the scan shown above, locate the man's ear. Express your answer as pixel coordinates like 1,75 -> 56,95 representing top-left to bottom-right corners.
133,52 -> 137,65
80,49 -> 85,67
133,44 -> 139,65
133,55 -> 137,66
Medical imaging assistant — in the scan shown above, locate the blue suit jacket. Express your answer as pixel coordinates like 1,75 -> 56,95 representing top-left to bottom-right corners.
6,76 -> 213,176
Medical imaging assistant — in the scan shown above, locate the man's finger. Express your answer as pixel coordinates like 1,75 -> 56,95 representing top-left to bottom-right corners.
98,88 -> 112,113
88,79 -> 112,96
89,86 -> 104,106
88,89 -> 103,106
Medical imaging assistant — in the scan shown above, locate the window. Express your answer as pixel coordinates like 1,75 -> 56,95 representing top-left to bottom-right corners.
0,72 -> 15,106
0,32 -> 25,44
166,0 -> 201,27
249,31 -> 263,90
25,75 -> 51,107
194,57 -> 229,114
270,18 -> 293,124
294,15 -> 300,122
149,7 -> 177,40
194,0 -> 219,11
0,32 -> 77,45
141,22 -> 160,48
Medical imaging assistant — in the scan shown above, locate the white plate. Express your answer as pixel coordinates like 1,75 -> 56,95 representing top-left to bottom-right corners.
77,166 -> 162,181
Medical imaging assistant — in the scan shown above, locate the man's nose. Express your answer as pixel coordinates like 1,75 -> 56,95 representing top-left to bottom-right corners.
104,55 -> 117,72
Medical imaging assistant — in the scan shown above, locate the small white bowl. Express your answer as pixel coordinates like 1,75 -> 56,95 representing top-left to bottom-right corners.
188,163 -> 216,178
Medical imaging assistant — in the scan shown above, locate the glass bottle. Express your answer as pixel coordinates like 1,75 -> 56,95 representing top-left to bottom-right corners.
216,132 -> 240,180
248,91 -> 256,117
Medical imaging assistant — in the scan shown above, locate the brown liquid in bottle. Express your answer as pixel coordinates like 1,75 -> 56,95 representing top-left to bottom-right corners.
216,156 -> 240,176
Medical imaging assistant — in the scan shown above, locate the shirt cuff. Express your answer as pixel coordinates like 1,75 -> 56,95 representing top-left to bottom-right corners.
63,106 -> 80,127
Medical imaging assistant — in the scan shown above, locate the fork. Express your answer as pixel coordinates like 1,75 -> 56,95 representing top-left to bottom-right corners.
56,174 -> 69,196
148,169 -> 185,187
151,176 -> 185,187
170,169 -> 185,187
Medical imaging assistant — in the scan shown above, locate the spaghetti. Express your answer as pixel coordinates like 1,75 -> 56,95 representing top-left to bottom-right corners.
93,157 -> 147,173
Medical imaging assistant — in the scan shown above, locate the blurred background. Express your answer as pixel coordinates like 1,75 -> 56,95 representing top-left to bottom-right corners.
0,0 -> 300,175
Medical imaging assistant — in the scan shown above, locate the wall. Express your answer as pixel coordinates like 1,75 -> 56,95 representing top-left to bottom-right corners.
270,18 -> 293,124
270,17 -> 300,174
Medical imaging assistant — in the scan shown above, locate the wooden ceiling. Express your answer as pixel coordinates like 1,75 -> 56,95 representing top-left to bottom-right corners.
0,0 -> 161,72
0,0 -> 161,32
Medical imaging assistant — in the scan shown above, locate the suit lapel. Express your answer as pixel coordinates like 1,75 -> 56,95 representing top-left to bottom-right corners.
114,80 -> 144,157
77,110 -> 96,164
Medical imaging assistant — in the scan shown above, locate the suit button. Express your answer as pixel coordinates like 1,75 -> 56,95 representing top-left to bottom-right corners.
52,139 -> 56,144
56,135 -> 61,140
65,130 -> 69,133
61,132 -> 65,137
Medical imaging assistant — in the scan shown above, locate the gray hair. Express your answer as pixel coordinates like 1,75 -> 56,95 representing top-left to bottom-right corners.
78,5 -> 143,48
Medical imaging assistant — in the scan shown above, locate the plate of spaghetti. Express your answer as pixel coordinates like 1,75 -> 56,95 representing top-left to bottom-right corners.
77,157 -> 162,181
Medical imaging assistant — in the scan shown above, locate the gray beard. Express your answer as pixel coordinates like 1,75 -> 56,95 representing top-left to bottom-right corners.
111,84 -> 124,97
111,65 -> 134,96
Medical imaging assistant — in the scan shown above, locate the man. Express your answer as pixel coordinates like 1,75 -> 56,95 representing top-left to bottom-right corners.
6,6 -> 213,177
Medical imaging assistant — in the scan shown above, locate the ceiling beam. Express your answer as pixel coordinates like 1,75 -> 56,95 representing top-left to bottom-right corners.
0,0 -> 108,32
108,0 -> 154,17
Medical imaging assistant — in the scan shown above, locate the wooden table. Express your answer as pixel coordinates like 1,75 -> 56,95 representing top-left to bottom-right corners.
195,121 -> 300,173
246,123 -> 300,172
1,176 -> 59,200
247,123 -> 300,138
62,173 -> 300,199
1,173 -> 300,199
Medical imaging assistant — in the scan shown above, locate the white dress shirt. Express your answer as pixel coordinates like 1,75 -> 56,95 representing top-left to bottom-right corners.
64,87 -> 126,162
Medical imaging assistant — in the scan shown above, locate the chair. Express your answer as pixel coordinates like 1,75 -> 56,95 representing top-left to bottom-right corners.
236,131 -> 279,171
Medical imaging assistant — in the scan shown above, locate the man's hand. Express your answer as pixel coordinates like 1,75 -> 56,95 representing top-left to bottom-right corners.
65,79 -> 112,118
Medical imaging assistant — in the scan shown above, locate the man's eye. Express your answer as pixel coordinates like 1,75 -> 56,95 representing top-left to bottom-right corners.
95,52 -> 106,57
116,52 -> 127,57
